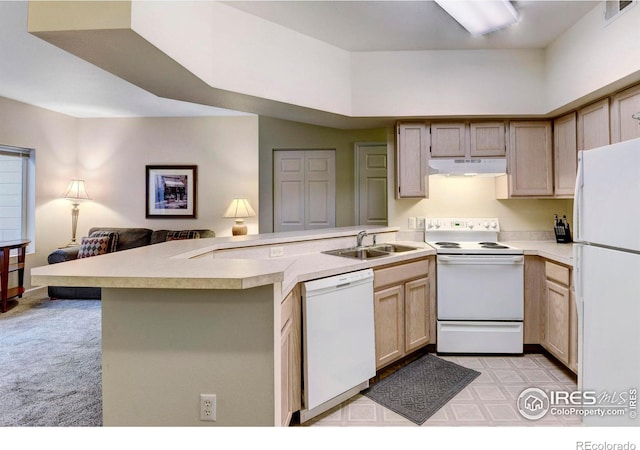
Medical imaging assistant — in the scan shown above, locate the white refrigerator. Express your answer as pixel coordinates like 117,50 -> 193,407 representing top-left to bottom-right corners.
574,138 -> 640,426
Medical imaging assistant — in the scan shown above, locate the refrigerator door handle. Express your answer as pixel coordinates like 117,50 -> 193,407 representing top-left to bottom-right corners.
573,151 -> 584,242
573,243 -> 584,392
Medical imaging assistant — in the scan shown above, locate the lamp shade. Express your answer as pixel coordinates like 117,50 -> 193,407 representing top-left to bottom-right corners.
63,179 -> 91,200
223,198 -> 256,219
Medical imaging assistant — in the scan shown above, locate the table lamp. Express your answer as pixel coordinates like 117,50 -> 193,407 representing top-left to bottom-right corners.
63,179 -> 90,246
223,198 -> 255,236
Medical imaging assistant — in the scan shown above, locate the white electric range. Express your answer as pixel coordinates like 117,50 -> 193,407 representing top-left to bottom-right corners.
425,218 -> 524,354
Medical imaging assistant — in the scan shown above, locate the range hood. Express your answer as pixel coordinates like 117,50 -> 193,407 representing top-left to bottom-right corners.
428,158 -> 507,177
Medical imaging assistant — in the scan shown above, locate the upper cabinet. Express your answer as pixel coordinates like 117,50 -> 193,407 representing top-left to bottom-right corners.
611,83 -> 640,144
396,122 -> 429,198
496,121 -> 553,198
469,122 -> 507,157
430,121 -> 506,158
430,123 -> 467,157
553,112 -> 578,197
578,98 -> 610,151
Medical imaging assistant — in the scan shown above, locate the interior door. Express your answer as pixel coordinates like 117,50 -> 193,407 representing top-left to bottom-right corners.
355,143 -> 388,226
273,150 -> 335,232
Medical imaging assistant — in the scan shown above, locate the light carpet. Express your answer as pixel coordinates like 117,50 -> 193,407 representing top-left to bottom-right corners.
0,297 -> 102,426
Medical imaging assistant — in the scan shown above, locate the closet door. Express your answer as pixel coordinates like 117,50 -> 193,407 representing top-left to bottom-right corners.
274,150 -> 335,232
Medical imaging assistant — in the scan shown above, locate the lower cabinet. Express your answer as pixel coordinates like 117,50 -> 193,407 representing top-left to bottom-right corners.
373,257 -> 435,370
540,260 -> 578,373
280,285 -> 301,426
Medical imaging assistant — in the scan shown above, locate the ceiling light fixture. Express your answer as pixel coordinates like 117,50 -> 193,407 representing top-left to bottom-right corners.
435,0 -> 520,36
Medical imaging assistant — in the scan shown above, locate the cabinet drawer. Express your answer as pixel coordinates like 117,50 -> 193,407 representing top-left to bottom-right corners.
374,258 -> 429,290
281,291 -> 293,331
545,261 -> 570,286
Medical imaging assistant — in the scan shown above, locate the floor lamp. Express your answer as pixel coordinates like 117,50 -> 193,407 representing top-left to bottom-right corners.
63,180 -> 90,246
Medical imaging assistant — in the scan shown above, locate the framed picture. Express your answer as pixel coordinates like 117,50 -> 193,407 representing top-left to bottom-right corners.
145,165 -> 197,218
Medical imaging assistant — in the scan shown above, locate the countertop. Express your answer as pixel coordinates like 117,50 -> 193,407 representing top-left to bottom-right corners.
30,226 -> 435,295
505,240 -> 574,266
30,226 -> 574,297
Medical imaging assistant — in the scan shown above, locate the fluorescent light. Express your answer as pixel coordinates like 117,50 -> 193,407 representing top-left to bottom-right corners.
435,0 -> 520,36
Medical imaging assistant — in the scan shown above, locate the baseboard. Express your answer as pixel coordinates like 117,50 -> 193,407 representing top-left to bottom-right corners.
23,285 -> 47,298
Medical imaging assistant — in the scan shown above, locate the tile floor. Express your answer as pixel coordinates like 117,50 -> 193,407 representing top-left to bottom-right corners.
305,353 -> 582,427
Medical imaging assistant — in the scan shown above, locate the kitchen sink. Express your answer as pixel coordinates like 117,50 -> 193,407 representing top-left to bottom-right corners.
322,243 -> 418,260
322,247 -> 390,260
370,244 -> 417,253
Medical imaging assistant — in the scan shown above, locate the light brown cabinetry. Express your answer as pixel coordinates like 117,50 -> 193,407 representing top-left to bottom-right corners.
470,122 -> 506,157
430,123 -> 467,157
578,98 -> 610,151
541,261 -> 578,373
496,121 -> 553,198
280,285 -> 301,426
430,121 -> 506,158
396,122 -> 429,198
373,257 -> 435,370
553,112 -> 578,197
611,83 -> 640,143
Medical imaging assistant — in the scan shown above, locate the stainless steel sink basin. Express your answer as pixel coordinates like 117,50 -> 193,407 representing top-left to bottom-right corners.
322,247 -> 390,260
322,243 -> 418,260
370,244 -> 418,253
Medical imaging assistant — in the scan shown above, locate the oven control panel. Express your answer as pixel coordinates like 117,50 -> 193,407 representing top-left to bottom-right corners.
425,218 -> 500,232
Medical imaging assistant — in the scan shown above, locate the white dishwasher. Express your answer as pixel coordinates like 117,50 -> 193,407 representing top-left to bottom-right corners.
300,269 -> 376,423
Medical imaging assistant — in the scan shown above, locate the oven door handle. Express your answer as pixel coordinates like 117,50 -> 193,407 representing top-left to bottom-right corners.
437,255 -> 524,265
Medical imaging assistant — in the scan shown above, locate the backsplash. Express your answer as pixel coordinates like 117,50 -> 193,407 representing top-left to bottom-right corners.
499,231 -> 555,241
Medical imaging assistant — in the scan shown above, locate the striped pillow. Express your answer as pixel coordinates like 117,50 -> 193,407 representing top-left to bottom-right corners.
89,230 -> 119,253
166,230 -> 200,241
77,236 -> 110,259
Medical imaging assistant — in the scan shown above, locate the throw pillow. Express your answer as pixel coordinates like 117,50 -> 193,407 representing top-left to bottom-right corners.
77,236 -> 110,259
166,230 -> 200,241
89,230 -> 119,253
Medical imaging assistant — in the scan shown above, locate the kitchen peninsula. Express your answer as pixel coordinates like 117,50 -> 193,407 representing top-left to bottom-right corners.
31,226 -> 434,426
30,226 -> 575,426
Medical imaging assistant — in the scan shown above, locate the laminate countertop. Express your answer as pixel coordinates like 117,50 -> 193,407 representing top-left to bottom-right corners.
505,241 -> 574,267
30,226 -> 435,295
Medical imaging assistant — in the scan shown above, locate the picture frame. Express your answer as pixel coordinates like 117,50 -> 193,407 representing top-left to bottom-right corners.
145,165 -> 197,218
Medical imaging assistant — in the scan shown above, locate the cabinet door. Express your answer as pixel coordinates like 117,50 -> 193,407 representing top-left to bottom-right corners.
553,112 -> 578,197
396,123 -> 429,198
508,121 -> 553,196
374,284 -> 404,369
470,122 -> 506,157
280,292 -> 294,426
404,277 -> 430,353
578,98 -> 610,151
543,279 -> 571,365
611,83 -> 640,143
431,123 -> 467,157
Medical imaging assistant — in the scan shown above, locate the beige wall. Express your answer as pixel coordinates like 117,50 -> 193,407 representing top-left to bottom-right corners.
0,96 -> 258,290
258,116 -> 387,232
75,116 -> 259,238
0,96 -> 77,288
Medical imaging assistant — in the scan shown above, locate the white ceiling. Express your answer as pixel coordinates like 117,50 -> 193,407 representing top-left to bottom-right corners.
0,0 -> 599,119
223,1 -> 599,51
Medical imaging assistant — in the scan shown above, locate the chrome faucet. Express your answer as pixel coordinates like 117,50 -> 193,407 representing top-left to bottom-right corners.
356,230 -> 368,247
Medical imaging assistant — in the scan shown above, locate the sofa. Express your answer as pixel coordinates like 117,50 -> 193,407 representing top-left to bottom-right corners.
47,227 -> 215,299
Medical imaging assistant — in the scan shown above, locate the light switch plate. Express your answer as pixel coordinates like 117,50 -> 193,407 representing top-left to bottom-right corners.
417,217 -> 425,229
408,217 -> 417,229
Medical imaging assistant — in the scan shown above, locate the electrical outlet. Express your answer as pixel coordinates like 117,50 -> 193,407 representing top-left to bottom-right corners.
200,394 -> 216,422
408,217 -> 417,229
270,246 -> 285,258
417,217 -> 425,229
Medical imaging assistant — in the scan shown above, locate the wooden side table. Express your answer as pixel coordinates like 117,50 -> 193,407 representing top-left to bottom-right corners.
0,239 -> 30,313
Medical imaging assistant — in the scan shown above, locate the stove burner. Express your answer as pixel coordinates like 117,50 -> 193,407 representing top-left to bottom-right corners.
481,244 -> 509,249
439,245 -> 461,249
479,242 -> 499,246
435,242 -> 460,246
